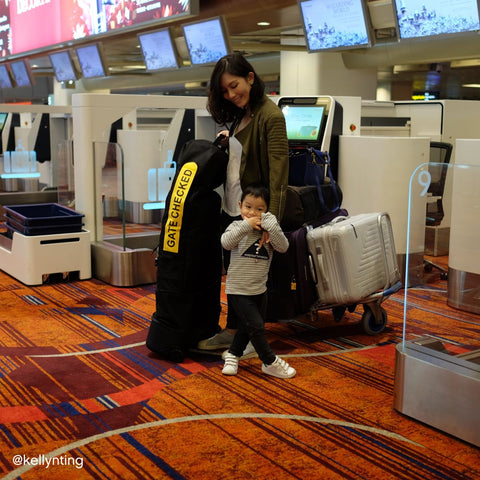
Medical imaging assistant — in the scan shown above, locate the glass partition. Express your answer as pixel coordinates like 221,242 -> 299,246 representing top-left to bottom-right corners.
53,139 -> 75,207
91,141 -> 162,286
0,138 -> 72,206
93,141 -> 164,248
402,161 -> 480,348
94,141 -> 126,245
395,158 -> 480,448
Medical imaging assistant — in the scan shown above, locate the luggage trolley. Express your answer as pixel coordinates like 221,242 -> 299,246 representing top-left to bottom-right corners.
305,213 -> 402,335
308,284 -> 402,335
275,97 -> 401,334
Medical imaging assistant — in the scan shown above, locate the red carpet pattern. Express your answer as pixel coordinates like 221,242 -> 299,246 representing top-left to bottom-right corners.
0,268 -> 479,479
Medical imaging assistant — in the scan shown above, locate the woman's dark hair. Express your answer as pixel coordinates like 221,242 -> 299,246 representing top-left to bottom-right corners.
241,183 -> 270,209
207,53 -> 265,125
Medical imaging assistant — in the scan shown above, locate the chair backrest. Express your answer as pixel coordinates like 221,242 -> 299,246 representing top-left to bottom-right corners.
426,141 -> 453,226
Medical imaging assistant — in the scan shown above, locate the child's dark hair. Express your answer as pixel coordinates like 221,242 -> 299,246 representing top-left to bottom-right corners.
241,183 -> 270,208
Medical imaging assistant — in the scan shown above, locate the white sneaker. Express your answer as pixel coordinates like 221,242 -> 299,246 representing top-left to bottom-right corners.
262,356 -> 296,379
222,341 -> 257,360
222,353 -> 239,375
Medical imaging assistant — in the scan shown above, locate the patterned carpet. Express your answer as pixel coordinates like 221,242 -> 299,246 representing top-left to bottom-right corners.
0,260 -> 479,479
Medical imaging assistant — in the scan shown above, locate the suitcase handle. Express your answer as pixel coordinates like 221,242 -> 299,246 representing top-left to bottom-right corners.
308,249 -> 329,289
308,253 -> 318,285
330,216 -> 348,225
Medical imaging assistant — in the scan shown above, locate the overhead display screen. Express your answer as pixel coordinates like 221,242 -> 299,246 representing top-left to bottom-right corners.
10,60 -> 33,87
182,17 -> 230,65
76,44 -> 107,78
0,65 -> 12,89
138,28 -> 180,71
299,0 -> 371,51
2,0 -> 196,56
50,50 -> 77,82
394,0 -> 480,39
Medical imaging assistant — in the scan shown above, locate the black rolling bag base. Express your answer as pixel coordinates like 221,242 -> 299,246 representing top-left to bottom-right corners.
146,313 -> 186,363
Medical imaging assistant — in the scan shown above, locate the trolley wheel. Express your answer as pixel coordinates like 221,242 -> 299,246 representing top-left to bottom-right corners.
361,304 -> 387,335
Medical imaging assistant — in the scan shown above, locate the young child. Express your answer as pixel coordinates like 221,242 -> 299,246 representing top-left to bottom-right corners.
221,183 -> 296,379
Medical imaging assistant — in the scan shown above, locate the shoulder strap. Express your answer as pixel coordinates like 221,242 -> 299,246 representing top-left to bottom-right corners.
229,117 -> 240,136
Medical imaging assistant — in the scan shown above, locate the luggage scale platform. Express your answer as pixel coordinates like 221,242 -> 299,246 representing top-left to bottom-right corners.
0,230 -> 92,285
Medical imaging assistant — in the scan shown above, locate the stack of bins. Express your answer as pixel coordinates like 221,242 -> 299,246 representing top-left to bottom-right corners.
0,203 -> 91,285
4,203 -> 84,237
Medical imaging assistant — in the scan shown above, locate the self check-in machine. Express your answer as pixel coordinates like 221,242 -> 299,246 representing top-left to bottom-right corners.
70,94 -> 214,287
277,95 -> 343,178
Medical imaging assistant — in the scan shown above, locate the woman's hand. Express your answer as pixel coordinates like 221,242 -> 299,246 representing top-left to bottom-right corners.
216,130 -> 229,147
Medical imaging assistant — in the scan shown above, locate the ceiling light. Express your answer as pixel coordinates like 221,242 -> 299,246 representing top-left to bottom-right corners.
451,59 -> 480,68
257,21 -> 270,26
462,83 -> 480,88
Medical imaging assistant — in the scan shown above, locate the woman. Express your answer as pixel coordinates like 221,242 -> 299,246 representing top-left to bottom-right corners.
197,53 -> 289,352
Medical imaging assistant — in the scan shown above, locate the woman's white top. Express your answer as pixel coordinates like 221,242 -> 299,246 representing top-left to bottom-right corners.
223,135 -> 243,216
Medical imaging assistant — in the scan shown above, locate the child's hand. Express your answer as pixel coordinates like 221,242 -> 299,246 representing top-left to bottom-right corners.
258,230 -> 270,248
245,217 -> 262,230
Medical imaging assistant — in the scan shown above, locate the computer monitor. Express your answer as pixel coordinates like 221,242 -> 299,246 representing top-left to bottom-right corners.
10,59 -> 35,87
138,28 -> 180,71
298,0 -> 371,52
0,64 -> 12,88
0,112 -> 7,131
49,50 -> 77,82
182,16 -> 230,66
394,0 -> 480,40
75,43 -> 108,79
282,105 -> 326,143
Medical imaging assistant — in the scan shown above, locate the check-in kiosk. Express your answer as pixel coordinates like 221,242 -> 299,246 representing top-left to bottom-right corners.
339,135 -> 429,285
71,93 -> 216,287
277,95 -> 343,178
447,139 -> 480,314
338,99 -> 480,285
359,99 -> 480,260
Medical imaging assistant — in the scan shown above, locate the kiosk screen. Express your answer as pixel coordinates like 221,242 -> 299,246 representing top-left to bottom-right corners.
281,105 -> 326,143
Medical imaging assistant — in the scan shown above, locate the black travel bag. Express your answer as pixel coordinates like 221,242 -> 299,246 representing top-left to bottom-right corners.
146,137 -> 228,362
267,208 -> 348,321
281,148 -> 342,231
281,183 -> 343,231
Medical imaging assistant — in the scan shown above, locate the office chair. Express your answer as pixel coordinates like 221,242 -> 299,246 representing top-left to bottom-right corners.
424,141 -> 453,280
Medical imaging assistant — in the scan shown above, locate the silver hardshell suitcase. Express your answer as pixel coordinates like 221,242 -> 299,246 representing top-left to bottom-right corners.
306,212 -> 400,305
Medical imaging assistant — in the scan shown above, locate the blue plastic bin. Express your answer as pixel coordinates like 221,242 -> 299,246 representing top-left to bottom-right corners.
3,203 -> 84,236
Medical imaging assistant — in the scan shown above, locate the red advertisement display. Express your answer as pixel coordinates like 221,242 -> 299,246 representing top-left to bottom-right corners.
7,0 -> 192,56
10,0 -> 92,55
0,0 -> 10,57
